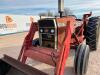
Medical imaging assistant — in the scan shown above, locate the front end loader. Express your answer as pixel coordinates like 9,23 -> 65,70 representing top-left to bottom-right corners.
0,0 -> 99,75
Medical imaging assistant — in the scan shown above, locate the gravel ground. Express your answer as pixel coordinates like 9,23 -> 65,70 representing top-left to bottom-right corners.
0,32 -> 100,75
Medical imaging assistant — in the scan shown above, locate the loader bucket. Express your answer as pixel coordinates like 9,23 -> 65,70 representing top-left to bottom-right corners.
0,55 -> 48,75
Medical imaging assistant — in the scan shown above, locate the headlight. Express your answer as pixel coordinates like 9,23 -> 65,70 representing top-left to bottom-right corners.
51,29 -> 54,33
40,29 -> 43,33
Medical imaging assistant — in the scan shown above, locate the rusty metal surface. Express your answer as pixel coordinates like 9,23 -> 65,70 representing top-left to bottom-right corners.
24,46 -> 59,66
7,68 -> 27,75
1,55 -> 48,75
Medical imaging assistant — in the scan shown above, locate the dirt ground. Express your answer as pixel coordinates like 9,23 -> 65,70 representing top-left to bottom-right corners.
0,32 -> 100,75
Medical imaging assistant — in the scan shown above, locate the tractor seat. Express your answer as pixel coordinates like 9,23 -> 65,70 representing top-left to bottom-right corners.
23,46 -> 59,66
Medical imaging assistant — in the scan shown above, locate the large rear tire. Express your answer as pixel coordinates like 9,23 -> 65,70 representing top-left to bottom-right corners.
86,17 -> 100,51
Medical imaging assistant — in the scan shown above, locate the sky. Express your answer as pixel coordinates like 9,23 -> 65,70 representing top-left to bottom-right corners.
0,0 -> 100,18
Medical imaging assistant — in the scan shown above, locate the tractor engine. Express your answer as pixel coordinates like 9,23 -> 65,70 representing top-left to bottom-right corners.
38,18 -> 67,49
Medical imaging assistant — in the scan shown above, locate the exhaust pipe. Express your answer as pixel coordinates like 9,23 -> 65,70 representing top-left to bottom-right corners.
58,0 -> 64,17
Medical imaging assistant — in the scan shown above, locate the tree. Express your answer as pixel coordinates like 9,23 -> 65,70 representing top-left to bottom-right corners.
39,13 -> 47,17
62,8 -> 73,16
39,10 -> 53,17
47,11 -> 53,16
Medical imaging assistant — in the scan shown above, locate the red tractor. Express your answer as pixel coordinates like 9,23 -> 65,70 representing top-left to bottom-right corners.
0,0 -> 100,75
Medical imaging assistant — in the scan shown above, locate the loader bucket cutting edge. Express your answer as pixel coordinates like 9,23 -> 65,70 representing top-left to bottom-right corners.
0,55 -> 48,75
